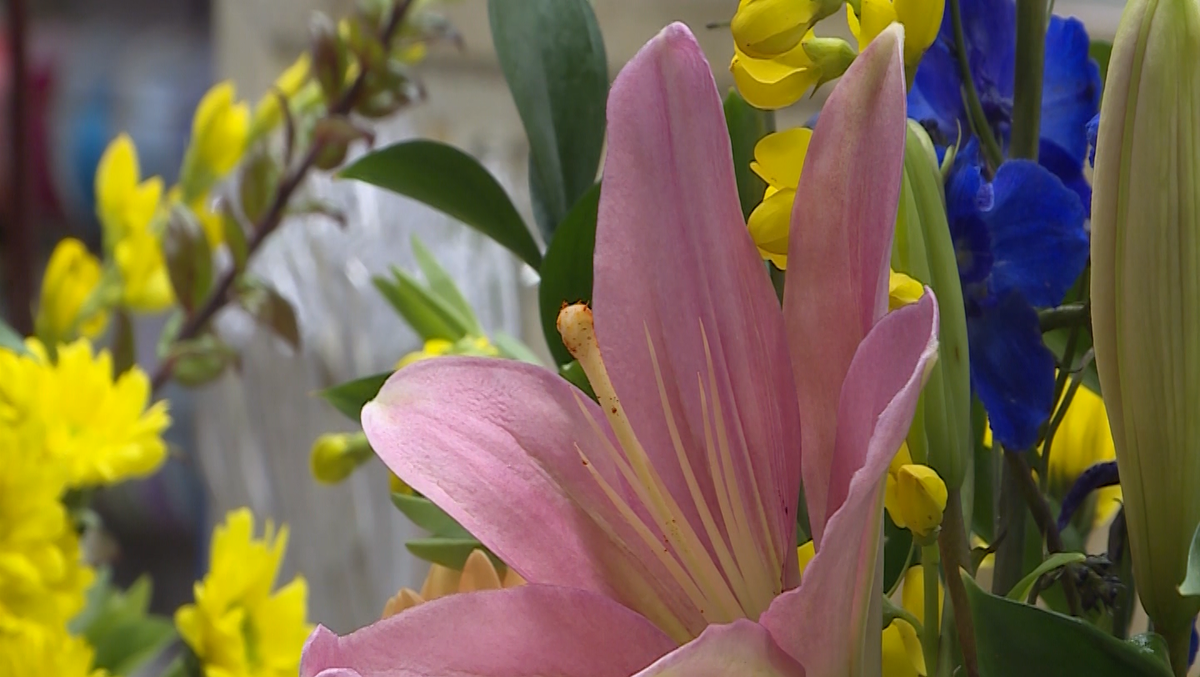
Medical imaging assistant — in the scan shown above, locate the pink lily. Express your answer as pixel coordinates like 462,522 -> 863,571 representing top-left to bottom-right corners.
301,21 -> 936,677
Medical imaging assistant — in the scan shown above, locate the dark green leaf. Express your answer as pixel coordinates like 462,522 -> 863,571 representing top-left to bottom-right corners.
1007,552 -> 1086,602
240,148 -> 280,224
341,140 -> 541,268
391,493 -> 471,538
373,267 -> 472,342
221,204 -> 249,273
1090,41 -> 1113,89
1043,327 -> 1101,394
883,511 -> 914,594
0,318 -> 24,353
538,183 -> 600,365
162,205 -> 214,312
166,334 -> 237,387
406,537 -> 502,571
319,371 -> 391,421
111,310 -> 136,375
71,574 -> 176,676
238,280 -> 301,350
964,574 -> 1173,677
723,89 -> 774,220
489,0 -> 607,239
558,360 -> 597,401
410,236 -> 482,335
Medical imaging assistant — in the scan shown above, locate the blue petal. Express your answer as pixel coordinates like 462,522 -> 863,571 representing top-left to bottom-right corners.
984,160 -> 1089,306
1056,461 -> 1120,531
968,291 -> 1057,451
909,40 -> 966,147
947,144 -> 996,286
958,0 -> 1017,95
1086,113 -> 1100,167
1191,622 -> 1198,668
1038,139 -> 1093,217
1041,17 -> 1102,164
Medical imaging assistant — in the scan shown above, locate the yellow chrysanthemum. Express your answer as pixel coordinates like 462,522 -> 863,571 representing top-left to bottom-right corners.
2,340 -> 171,488
396,336 -> 500,369
746,127 -> 812,269
94,135 -> 174,312
0,424 -> 93,628
0,616 -> 106,677
182,81 -> 250,199
36,238 -> 109,343
175,508 -> 312,677
847,0 -> 944,81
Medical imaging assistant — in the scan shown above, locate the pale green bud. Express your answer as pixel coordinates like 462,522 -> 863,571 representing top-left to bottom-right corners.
891,121 -> 972,492
311,431 -> 374,484
1090,0 -> 1200,658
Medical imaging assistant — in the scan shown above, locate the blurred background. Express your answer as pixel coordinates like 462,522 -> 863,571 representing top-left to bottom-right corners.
0,0 -> 1125,640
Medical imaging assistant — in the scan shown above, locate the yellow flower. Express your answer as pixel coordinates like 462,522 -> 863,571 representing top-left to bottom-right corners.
251,53 -> 312,133
309,432 -> 373,485
396,336 -> 501,370
182,81 -> 250,199
892,464 -> 948,540
847,0 -> 944,81
0,616 -> 106,677
166,186 -> 225,250
797,540 -> 816,575
4,340 -> 171,489
0,422 -> 94,628
731,0 -> 841,59
889,270 -> 925,311
381,549 -> 524,619
36,238 -> 109,342
747,127 -> 812,268
175,508 -> 312,677
731,34 -> 855,110
883,566 -> 943,676
95,135 -> 164,247
94,135 -> 174,312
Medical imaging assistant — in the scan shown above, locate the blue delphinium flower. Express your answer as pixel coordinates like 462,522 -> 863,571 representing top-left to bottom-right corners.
908,0 -> 1101,210
949,141 -> 1090,450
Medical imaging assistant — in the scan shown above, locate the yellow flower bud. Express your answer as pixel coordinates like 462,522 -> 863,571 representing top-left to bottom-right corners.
1091,0 -> 1200,657
310,432 -> 372,484
181,81 -> 250,200
893,464 -> 948,540
732,0 -> 841,59
888,270 -> 925,311
36,238 -> 109,342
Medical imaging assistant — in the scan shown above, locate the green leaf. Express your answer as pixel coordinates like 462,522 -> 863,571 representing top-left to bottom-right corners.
71,574 -> 176,676
319,371 -> 392,421
492,331 -> 544,365
391,493 -> 471,538
964,573 -> 1173,677
410,236 -> 483,335
237,279 -> 301,350
723,89 -> 773,220
406,537 -> 501,571
488,0 -> 607,239
0,318 -> 25,353
1043,327 -> 1101,394
559,360 -> 597,401
340,140 -> 542,268
1177,521 -> 1200,597
373,267 -> 472,342
111,310 -> 136,375
883,511 -> 914,594
165,334 -> 238,387
537,183 -> 600,365
162,204 -> 214,312
882,594 -> 923,633
1090,40 -> 1113,89
1006,551 -> 1086,602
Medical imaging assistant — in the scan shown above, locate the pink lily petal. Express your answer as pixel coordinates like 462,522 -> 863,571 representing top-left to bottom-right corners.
363,357 -> 707,640
783,24 -> 908,541
633,620 -> 806,677
299,585 -> 677,677
761,293 -> 939,677
593,22 -> 802,600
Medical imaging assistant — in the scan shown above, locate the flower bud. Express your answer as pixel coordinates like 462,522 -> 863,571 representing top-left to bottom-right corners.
1090,0 -> 1200,658
732,0 -> 843,59
891,121 -> 972,491
36,238 -> 109,343
310,432 -> 373,484
893,464 -> 948,540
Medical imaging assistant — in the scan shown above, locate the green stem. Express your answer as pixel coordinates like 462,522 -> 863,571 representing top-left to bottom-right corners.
939,490 -> 981,677
1038,303 -> 1090,333
1041,367 -> 1086,493
1005,452 -> 1084,616
948,0 -> 1004,169
993,446 -> 1028,595
888,539 -> 917,598
1011,0 -> 1048,160
922,543 -> 942,677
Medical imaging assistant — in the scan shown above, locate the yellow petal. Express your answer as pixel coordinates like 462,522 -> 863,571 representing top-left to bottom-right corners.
36,238 -> 107,342
96,134 -> 139,230
747,188 -> 795,268
458,549 -> 504,593
751,128 -> 813,188
896,464 -> 949,539
895,0 -> 945,60
797,540 -> 817,576
889,270 -> 925,310
420,563 -> 462,601
901,565 -> 944,625
381,588 -> 424,619
858,0 -> 900,49
896,617 -> 927,675
883,620 -> 922,676
732,0 -> 817,58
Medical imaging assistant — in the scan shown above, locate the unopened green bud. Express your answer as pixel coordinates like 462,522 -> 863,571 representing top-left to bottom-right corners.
891,120 -> 972,492
311,431 -> 373,484
1091,0 -> 1200,662
800,37 -> 856,92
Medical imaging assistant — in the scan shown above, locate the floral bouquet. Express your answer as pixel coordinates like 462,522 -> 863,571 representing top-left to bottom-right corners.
4,0 -> 1200,675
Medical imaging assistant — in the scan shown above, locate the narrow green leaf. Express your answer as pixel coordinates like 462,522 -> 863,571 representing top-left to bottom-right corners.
1090,40 -> 1113,89
391,493 -> 471,538
162,205 -> 214,312
71,575 -> 176,676
492,331 -> 544,365
559,360 -> 597,401
319,371 -> 392,421
488,0 -> 607,239
238,280 -> 301,350
340,140 -> 542,268
1006,551 -> 1086,602
964,573 -> 1173,677
0,317 -> 25,353
883,594 -> 923,634
538,183 -> 600,365
723,89 -> 774,220
410,236 -> 482,335
373,268 -> 471,342
1177,522 -> 1200,597
1043,328 -> 1101,394
406,537 -> 502,572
